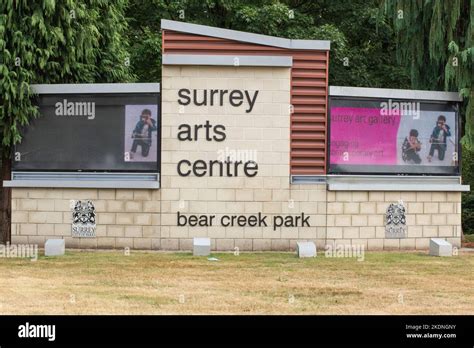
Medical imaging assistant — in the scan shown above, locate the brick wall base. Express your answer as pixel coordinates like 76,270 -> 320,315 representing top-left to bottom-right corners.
10,188 -> 461,251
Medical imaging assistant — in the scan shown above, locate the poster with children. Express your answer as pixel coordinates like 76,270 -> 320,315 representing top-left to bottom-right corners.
124,105 -> 158,163
329,98 -> 458,175
13,94 -> 160,172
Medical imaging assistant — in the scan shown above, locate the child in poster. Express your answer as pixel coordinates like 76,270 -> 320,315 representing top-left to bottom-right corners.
130,108 -> 157,159
427,115 -> 451,162
402,129 -> 422,164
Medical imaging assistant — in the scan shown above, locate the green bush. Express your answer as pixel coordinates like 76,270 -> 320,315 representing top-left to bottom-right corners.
462,145 -> 474,234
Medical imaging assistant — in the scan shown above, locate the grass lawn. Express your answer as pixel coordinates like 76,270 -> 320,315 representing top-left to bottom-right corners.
0,250 -> 473,314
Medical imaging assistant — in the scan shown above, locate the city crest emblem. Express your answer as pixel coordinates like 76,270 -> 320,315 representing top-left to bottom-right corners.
71,200 -> 96,238
385,200 -> 407,239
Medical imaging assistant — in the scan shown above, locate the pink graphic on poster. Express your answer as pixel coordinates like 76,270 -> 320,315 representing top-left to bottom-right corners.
330,107 -> 401,164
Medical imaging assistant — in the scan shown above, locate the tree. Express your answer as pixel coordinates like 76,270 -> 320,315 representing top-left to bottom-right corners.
0,0 -> 133,243
126,0 -> 350,83
126,0 -> 410,88
382,0 -> 473,146
461,144 -> 474,234
288,0 -> 410,88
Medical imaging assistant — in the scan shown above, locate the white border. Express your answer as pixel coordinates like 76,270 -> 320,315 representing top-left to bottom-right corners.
329,86 -> 462,102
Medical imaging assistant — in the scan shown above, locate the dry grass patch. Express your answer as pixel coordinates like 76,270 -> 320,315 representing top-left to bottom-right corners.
0,250 -> 473,314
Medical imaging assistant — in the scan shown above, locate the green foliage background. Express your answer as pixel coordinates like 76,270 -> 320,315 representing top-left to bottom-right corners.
0,0 -> 133,156
462,145 -> 474,233
383,0 -> 473,146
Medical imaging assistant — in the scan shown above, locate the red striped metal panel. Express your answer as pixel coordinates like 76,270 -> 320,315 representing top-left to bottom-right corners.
163,30 -> 329,175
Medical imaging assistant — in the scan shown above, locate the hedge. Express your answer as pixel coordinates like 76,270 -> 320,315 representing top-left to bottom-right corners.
462,145 -> 474,234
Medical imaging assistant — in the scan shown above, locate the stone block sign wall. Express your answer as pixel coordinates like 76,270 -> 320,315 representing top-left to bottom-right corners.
325,191 -> 462,249
11,188 -> 161,249
159,65 -> 327,251
10,189 -> 462,250
7,20 -> 467,250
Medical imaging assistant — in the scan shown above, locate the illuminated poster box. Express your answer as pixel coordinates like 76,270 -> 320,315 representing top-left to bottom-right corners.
13,86 -> 160,173
328,87 -> 461,175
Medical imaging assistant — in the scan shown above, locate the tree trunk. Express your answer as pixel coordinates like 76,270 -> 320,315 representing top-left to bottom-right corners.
0,153 -> 11,244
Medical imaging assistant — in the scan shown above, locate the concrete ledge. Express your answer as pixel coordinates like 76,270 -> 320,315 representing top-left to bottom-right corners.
327,175 -> 469,192
291,175 -> 469,191
291,175 -> 327,184
328,183 -> 469,192
32,83 -> 160,94
3,180 -> 159,189
3,172 -> 160,189
329,86 -> 462,102
163,54 -> 292,67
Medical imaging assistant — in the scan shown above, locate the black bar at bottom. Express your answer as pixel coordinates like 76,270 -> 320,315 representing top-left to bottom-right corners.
0,315 -> 471,347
